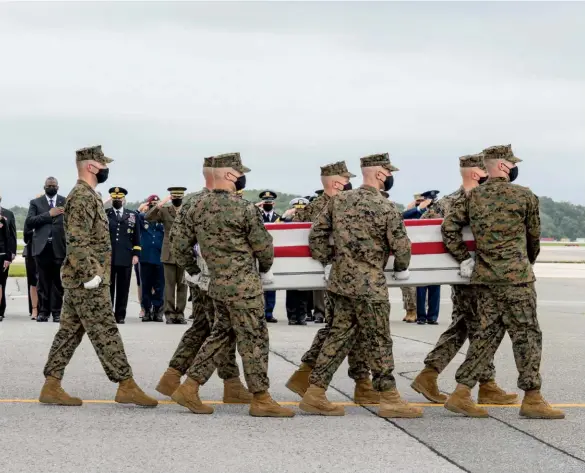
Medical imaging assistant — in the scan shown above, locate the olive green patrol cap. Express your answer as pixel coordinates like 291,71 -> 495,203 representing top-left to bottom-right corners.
360,153 -> 399,172
210,152 -> 251,173
320,161 -> 356,178
76,145 -> 113,164
482,144 -> 522,164
459,153 -> 486,170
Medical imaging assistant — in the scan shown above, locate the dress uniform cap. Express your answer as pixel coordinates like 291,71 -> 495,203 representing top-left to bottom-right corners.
314,189 -> 324,196
360,153 -> 399,172
320,161 -> 356,178
290,197 -> 309,208
168,187 -> 187,197
259,190 -> 278,202
108,187 -> 128,199
421,190 -> 440,200
459,153 -> 486,170
210,152 -> 251,173
482,144 -> 522,164
76,145 -> 113,165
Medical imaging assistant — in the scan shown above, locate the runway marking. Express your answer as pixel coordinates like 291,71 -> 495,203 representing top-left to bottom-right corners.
1,399 -> 585,408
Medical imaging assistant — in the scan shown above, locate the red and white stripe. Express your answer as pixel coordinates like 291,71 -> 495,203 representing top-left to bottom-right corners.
264,220 -> 474,290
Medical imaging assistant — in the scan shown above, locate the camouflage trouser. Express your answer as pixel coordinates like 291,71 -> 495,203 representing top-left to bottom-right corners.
43,285 -> 132,383
424,285 -> 495,383
169,286 -> 240,380
301,290 -> 370,381
187,295 -> 269,393
309,293 -> 396,392
401,286 -> 416,312
456,283 -> 542,391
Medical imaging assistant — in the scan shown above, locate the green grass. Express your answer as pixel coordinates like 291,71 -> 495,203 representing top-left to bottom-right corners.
8,263 -> 26,278
542,242 -> 585,247
17,230 -> 23,239
17,245 -> 24,253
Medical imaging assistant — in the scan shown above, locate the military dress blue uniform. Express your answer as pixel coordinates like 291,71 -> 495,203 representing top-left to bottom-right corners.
259,190 -> 280,323
107,187 -> 141,324
136,196 -> 165,322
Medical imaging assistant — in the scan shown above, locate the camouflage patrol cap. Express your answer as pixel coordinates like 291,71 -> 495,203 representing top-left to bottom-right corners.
76,145 -> 113,165
320,161 -> 356,178
360,153 -> 399,172
459,153 -> 486,170
203,157 -> 213,168
482,144 -> 522,164
210,152 -> 251,173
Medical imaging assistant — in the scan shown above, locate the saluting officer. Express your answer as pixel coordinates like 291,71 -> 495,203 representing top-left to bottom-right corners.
106,187 -> 141,324
257,190 -> 280,323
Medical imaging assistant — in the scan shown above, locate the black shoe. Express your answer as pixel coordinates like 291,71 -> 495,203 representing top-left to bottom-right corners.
142,310 -> 153,322
314,316 -> 325,324
306,314 -> 315,322
153,310 -> 164,323
288,320 -> 295,326
53,316 -> 61,323
37,315 -> 49,323
116,319 -> 125,324
428,320 -> 439,325
174,319 -> 188,325
266,317 -> 278,323
296,320 -> 307,326
416,320 -> 427,325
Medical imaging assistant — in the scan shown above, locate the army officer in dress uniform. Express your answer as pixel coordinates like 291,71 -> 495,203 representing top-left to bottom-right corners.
257,190 -> 280,323
107,187 -> 141,324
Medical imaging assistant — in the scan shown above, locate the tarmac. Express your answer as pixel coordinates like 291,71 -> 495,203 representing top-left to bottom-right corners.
1,264 -> 584,473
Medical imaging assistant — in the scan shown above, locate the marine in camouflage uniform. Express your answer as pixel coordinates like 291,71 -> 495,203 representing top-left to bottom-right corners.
411,153 -> 517,406
286,162 -> 379,404
155,158 -> 251,404
442,144 -> 564,419
39,145 -> 157,408
168,153 -> 294,417
299,153 -> 423,418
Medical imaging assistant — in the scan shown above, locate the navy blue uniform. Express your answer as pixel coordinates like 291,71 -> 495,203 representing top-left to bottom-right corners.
107,208 -> 141,323
261,209 -> 280,322
137,212 -> 164,315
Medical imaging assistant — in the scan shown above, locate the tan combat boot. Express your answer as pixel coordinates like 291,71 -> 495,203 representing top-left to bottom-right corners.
115,378 -> 158,408
299,385 -> 345,416
404,310 -> 417,323
39,376 -> 83,406
354,378 -> 380,405
411,367 -> 448,403
285,363 -> 312,398
444,384 -> 488,418
171,378 -> 214,414
155,367 -> 183,397
223,377 -> 253,404
379,388 -> 423,418
249,391 -> 295,418
478,380 -> 518,405
520,390 -> 565,419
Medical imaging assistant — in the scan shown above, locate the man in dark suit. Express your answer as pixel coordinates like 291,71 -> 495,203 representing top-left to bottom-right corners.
106,187 -> 141,324
0,196 -> 17,321
258,190 -> 280,324
25,177 -> 66,323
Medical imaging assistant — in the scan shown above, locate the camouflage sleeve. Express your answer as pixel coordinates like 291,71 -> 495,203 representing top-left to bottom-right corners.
169,205 -> 200,275
386,207 -> 411,272
145,205 -> 163,223
67,199 -> 101,283
292,206 -> 308,222
308,198 -> 333,265
441,196 -> 471,263
245,205 -> 274,273
526,192 -> 541,264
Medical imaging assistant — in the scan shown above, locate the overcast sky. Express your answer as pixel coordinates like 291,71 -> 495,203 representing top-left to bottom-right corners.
1,1 -> 584,207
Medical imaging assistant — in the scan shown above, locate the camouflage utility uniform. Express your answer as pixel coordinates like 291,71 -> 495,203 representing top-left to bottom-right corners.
442,148 -> 542,391
171,155 -> 273,394
43,147 -> 133,383
308,158 -> 411,392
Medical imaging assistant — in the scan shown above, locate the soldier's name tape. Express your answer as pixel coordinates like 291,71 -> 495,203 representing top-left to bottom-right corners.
265,219 -> 474,290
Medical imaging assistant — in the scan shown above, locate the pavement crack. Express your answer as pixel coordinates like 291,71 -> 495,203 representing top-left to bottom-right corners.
270,348 -> 471,473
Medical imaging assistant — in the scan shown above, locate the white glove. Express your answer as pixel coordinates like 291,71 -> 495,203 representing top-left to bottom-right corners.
184,271 -> 201,286
393,270 -> 410,281
83,275 -> 102,290
323,264 -> 332,282
261,270 -> 275,285
459,258 -> 475,278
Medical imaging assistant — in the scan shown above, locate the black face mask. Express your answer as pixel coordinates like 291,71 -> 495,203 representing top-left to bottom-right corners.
507,165 -> 519,182
112,200 -> 123,210
263,204 -> 273,212
478,176 -> 489,185
95,167 -> 109,184
235,175 -> 247,191
172,198 -> 183,207
45,187 -> 58,197
343,182 -> 353,191
383,175 -> 394,192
